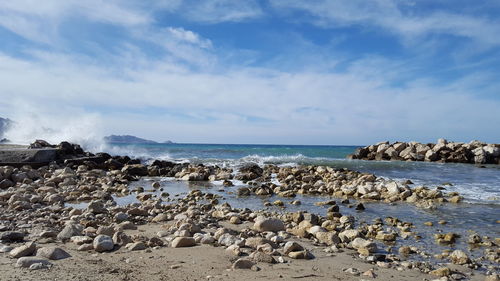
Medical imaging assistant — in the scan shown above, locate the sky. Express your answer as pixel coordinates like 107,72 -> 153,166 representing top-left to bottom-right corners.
0,0 -> 499,145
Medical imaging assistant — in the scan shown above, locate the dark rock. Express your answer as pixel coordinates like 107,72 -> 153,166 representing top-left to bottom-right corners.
121,164 -> 148,176
28,140 -> 55,149
0,231 -> 25,242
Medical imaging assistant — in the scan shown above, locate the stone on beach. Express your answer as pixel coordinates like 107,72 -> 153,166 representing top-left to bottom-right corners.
315,232 -> 340,246
10,242 -> 36,258
449,250 -> 470,265
250,251 -> 276,264
339,229 -> 360,242
351,238 -> 377,253
36,247 -> 71,260
429,267 -> 451,277
0,231 -> 25,242
93,235 -> 114,252
283,241 -> 304,255
125,242 -> 147,251
16,257 -> 52,268
171,237 -> 196,248
253,217 -> 285,232
232,258 -> 256,270
57,223 -> 83,241
288,250 -> 314,259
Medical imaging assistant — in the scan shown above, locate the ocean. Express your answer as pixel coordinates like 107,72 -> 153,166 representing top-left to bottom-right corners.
104,142 -> 500,204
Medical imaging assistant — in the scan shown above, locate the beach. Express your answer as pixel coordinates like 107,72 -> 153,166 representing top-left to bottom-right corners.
0,141 -> 498,280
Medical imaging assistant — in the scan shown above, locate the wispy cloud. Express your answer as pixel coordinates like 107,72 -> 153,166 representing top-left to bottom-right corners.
179,0 -> 263,23
0,0 -> 149,43
270,0 -> 500,48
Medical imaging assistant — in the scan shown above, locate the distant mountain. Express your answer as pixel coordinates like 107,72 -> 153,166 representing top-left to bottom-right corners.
0,117 -> 12,138
104,135 -> 158,144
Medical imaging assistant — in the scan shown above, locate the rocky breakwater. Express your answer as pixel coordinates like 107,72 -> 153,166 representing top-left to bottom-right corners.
348,139 -> 500,164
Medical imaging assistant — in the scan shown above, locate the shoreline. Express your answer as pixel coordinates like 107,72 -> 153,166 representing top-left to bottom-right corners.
0,141 -> 498,280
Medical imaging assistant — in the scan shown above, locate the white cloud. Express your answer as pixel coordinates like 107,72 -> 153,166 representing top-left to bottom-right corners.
0,47 -> 499,144
270,0 -> 500,48
166,27 -> 212,49
0,0 -> 150,43
180,0 -> 263,23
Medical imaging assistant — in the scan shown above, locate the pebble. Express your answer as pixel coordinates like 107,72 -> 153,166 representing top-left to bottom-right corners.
78,244 -> 94,251
0,244 -> 14,253
250,251 -> 276,264
288,250 -> 314,260
125,242 -> 147,251
429,267 -> 451,277
232,258 -> 255,270
362,269 -> 376,278
343,267 -> 360,276
449,249 -> 470,265
29,262 -> 51,270
283,241 -> 304,255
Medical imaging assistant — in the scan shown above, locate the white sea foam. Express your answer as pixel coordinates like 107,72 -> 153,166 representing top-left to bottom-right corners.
100,144 -> 174,162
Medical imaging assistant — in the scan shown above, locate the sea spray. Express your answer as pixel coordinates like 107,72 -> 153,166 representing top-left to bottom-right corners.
4,111 -> 105,152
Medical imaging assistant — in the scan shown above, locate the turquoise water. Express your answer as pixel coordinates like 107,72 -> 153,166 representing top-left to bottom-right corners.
103,143 -> 500,203
104,143 -> 357,162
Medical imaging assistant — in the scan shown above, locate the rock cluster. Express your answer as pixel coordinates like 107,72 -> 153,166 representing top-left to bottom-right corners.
348,139 -> 500,164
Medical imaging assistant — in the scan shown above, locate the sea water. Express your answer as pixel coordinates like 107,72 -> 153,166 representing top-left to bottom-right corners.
104,142 -> 500,204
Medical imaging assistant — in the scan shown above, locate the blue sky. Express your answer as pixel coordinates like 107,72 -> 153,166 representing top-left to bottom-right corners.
0,0 -> 499,145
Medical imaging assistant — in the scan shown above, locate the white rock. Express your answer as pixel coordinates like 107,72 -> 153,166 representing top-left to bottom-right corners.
351,238 -> 377,253
93,235 -> 114,252
16,257 -> 52,268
